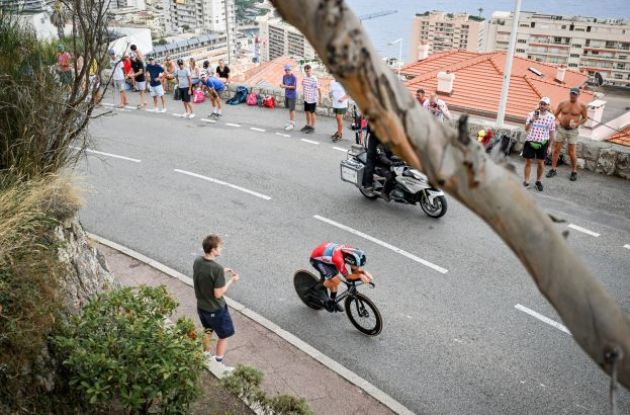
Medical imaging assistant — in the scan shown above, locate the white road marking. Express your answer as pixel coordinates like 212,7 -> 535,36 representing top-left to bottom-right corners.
124,105 -> 138,110
276,132 -> 291,138
301,138 -> 319,145
313,215 -> 448,274
174,169 -> 271,201
201,118 -> 216,123
71,146 -> 141,163
623,244 -> 630,250
226,122 -> 241,127
514,304 -> 571,335
250,127 -> 266,132
568,224 -> 600,237
332,146 -> 347,152
172,113 -> 185,117
101,102 -> 114,107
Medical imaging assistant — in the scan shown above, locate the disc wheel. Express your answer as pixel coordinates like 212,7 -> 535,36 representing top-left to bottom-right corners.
419,191 -> 447,218
344,293 -> 383,336
293,270 -> 324,310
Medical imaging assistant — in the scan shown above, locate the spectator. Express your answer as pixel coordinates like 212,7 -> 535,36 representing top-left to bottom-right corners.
547,87 -> 588,181
189,57 -> 200,86
523,97 -> 556,192
203,60 -> 210,71
415,88 -> 429,109
122,54 -> 133,90
279,64 -> 297,131
175,58 -> 194,118
130,55 -> 147,108
87,58 -> 102,104
201,73 -> 225,118
428,94 -> 451,122
56,44 -> 73,85
301,64 -> 321,134
129,44 -> 144,62
109,50 -> 128,108
145,57 -> 167,113
162,56 -> 176,92
216,59 -> 230,84
329,79 -> 349,142
193,234 -> 239,372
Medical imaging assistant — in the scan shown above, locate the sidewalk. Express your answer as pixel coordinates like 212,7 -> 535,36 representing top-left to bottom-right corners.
93,238 -> 405,415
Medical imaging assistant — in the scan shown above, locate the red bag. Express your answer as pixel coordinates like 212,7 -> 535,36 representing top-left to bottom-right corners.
262,96 -> 276,109
192,89 -> 205,104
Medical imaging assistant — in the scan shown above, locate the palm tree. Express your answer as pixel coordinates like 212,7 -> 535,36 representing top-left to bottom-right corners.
50,1 -> 66,39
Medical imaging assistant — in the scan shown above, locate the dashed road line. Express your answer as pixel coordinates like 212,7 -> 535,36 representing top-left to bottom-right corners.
276,132 -> 291,138
174,169 -> 272,201
568,224 -> 600,238
313,215 -> 448,274
624,244 -> 630,250
226,122 -> 241,128
332,146 -> 347,152
250,127 -> 266,132
172,113 -> 185,118
124,105 -> 138,110
71,147 -> 141,163
101,102 -> 114,107
201,118 -> 217,123
300,138 -> 319,145
515,304 -> 571,335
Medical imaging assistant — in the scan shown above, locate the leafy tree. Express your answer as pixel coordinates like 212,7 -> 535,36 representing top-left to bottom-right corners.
55,285 -> 204,414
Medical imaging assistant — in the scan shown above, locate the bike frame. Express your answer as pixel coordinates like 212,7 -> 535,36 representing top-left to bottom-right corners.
330,279 -> 374,305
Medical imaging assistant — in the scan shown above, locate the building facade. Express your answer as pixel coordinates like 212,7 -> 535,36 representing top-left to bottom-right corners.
167,0 -> 234,35
486,11 -> 630,86
258,14 -> 315,62
409,11 -> 486,61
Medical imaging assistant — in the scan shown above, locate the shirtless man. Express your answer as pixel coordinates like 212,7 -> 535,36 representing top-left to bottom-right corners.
547,88 -> 587,181
162,56 -> 176,92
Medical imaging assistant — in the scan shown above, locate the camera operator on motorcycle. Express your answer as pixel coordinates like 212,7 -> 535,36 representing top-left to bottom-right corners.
362,126 -> 397,201
309,242 -> 373,312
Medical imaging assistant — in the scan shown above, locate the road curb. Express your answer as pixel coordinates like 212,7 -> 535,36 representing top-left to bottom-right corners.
88,233 -> 415,415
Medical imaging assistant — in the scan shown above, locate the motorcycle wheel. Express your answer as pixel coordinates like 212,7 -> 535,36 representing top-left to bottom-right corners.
419,191 -> 448,218
293,270 -> 324,310
359,186 -> 379,200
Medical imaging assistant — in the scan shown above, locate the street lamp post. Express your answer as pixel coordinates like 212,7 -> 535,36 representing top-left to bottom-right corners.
496,0 -> 522,127
389,38 -> 403,77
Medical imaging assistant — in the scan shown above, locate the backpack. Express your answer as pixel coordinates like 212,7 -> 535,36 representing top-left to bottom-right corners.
192,89 -> 205,104
256,94 -> 264,107
227,86 -> 249,105
262,95 -> 276,109
173,85 -> 181,101
246,92 -> 257,106
545,152 -> 565,166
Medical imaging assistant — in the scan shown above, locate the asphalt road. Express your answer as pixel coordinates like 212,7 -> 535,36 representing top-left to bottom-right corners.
78,96 -> 630,414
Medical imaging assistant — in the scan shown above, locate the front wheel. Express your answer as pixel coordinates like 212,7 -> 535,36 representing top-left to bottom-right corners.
345,293 -> 383,336
419,191 -> 447,218
294,270 -> 324,310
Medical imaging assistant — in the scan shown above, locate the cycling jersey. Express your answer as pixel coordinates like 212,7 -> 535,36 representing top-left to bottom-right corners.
310,242 -> 350,277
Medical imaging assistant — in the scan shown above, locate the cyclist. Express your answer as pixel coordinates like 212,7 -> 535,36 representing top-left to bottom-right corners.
310,242 -> 373,312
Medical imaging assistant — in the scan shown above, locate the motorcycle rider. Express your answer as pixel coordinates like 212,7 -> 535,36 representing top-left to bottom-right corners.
310,243 -> 373,312
362,126 -> 397,201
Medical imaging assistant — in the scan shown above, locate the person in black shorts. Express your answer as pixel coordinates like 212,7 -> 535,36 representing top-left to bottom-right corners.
193,234 -> 240,371
522,97 -> 556,192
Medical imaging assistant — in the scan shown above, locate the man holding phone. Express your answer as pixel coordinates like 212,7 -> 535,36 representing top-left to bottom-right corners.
522,97 -> 556,192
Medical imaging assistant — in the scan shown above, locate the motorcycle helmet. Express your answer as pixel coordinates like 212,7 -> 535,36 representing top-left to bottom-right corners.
340,246 -> 366,267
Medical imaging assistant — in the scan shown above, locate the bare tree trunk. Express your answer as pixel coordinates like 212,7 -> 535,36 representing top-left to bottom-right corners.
270,0 -> 630,390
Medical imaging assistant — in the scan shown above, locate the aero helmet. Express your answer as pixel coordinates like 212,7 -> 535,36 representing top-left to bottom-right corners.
340,246 -> 366,267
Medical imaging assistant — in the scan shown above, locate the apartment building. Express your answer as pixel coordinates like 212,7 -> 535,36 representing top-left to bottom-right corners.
257,14 -> 315,62
167,0 -> 234,35
486,11 -> 630,86
409,11 -> 486,61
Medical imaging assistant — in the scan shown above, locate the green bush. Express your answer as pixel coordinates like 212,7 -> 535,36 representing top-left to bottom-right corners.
55,285 -> 205,414
221,365 -> 313,415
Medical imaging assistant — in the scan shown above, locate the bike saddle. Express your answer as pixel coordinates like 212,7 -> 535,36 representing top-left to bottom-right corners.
356,151 -> 368,164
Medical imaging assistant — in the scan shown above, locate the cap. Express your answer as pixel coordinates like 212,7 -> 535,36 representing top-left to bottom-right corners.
570,87 -> 580,95
148,56 -> 154,61
540,96 -> 551,105
57,44 -> 64,51
108,48 -> 115,55
283,64 -> 291,70
176,58 -> 184,65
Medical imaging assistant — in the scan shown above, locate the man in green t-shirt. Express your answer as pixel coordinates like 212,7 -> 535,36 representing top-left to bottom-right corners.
193,234 -> 239,370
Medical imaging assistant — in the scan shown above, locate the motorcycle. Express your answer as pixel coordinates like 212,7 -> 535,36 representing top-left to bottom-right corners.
340,145 -> 448,218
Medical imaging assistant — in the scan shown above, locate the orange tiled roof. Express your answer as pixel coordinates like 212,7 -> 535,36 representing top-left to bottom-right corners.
404,51 -> 594,122
608,125 -> 630,147
232,56 -> 333,95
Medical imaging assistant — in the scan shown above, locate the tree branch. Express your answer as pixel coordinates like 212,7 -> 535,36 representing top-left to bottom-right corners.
271,0 -> 630,389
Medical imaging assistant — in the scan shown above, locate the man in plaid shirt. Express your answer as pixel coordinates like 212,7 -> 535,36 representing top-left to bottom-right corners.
522,97 -> 556,192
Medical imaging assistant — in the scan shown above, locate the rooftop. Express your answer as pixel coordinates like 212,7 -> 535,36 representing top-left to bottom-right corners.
608,125 -> 630,147
402,50 -> 594,122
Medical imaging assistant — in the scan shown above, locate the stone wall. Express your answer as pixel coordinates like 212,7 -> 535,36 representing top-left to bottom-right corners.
223,84 -> 630,179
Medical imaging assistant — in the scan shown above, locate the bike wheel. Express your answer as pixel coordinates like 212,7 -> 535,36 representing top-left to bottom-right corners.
293,270 -> 324,310
419,191 -> 447,218
344,293 -> 383,336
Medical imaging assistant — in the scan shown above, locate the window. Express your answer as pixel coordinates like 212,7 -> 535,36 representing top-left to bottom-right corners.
568,63 -> 578,67
620,55 -> 627,60
516,48 -> 526,53
517,39 -> 527,44
586,26 -> 591,32
585,39 -> 590,46
570,53 -> 580,58
531,22 -> 535,28
614,73 -> 623,79
572,43 -> 582,48
562,25 -> 566,29
617,63 -> 625,69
